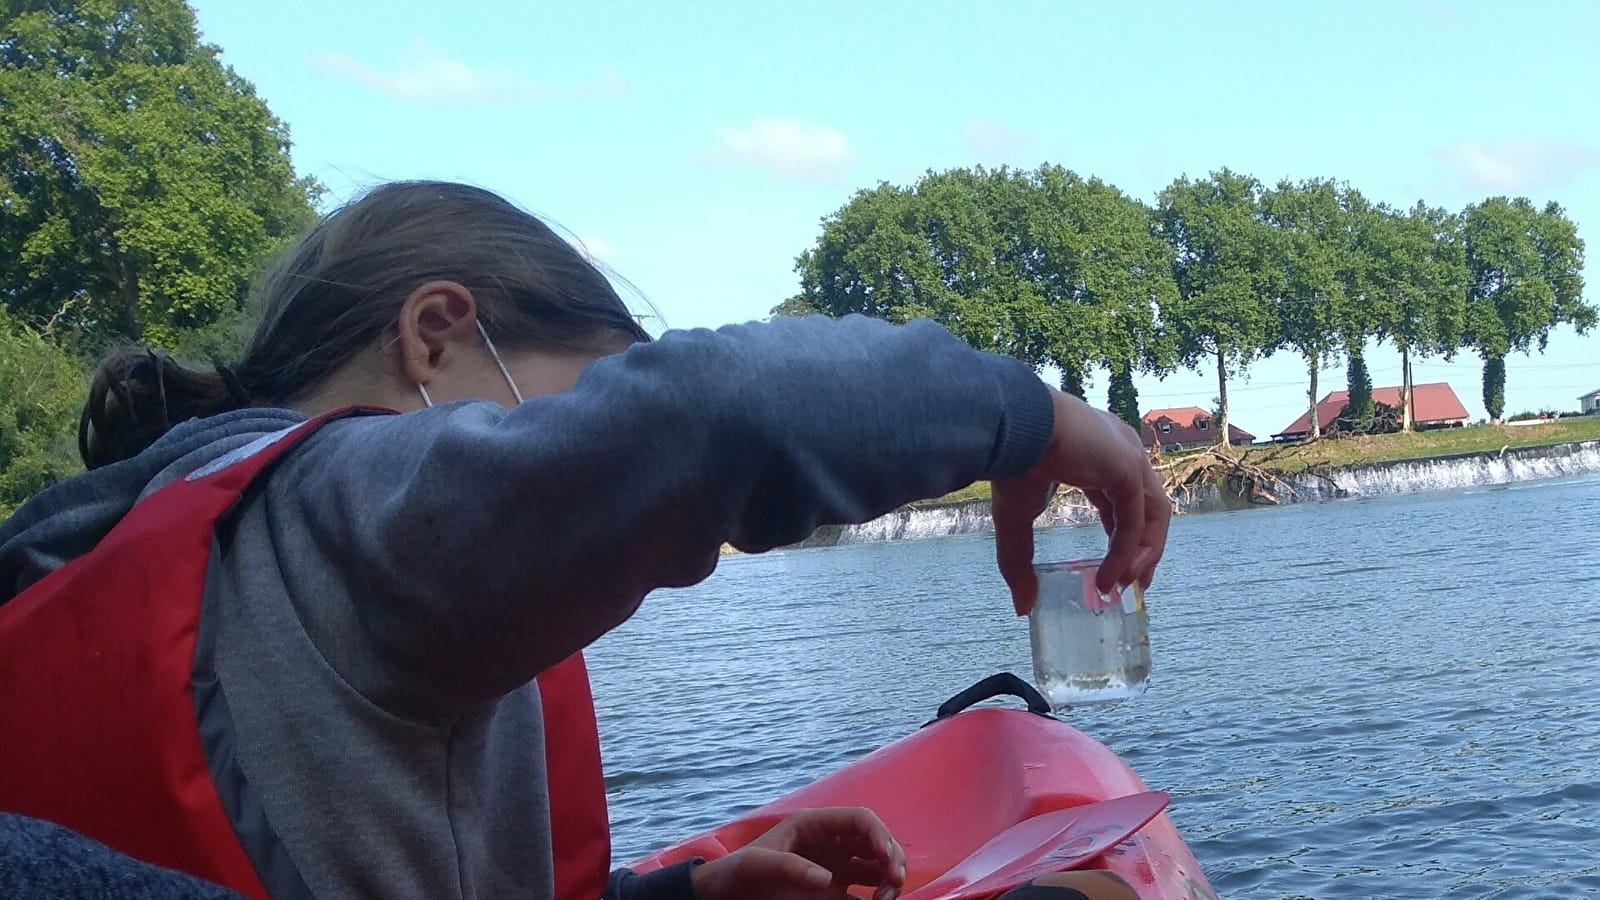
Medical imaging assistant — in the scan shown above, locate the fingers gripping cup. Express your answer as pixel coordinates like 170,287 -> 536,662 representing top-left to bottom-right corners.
1028,558 -> 1150,710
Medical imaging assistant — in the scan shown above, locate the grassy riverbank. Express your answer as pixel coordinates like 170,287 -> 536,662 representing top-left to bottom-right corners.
914,417 -> 1600,508
1237,417 -> 1600,469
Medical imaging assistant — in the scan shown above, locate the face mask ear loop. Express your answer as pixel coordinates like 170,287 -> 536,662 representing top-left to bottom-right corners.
477,319 -> 525,404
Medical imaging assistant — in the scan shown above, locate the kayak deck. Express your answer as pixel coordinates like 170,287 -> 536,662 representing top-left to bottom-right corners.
627,701 -> 1216,899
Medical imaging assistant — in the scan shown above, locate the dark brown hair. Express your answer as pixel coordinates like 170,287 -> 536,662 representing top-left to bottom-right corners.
79,181 -> 652,469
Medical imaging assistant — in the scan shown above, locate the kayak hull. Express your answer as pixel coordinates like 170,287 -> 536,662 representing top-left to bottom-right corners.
627,706 -> 1216,899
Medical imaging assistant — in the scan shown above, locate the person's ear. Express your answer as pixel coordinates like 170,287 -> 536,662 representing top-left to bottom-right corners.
393,280 -> 479,390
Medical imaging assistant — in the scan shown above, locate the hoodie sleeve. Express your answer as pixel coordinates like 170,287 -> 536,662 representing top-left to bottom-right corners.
287,314 -> 1054,717
603,861 -> 701,900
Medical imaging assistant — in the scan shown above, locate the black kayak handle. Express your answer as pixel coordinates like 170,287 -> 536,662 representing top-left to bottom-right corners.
930,672 -> 1053,723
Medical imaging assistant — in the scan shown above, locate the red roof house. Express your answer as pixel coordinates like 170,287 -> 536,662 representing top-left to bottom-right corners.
1141,407 -> 1255,450
1274,382 -> 1469,439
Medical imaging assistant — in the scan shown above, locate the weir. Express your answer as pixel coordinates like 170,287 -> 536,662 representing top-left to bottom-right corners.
788,439 -> 1600,548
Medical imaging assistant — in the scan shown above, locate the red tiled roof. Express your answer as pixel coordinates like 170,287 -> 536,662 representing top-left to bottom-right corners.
1275,382 -> 1469,436
1140,406 -> 1254,447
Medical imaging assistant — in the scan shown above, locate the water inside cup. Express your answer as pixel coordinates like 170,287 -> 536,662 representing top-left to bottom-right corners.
1028,558 -> 1150,709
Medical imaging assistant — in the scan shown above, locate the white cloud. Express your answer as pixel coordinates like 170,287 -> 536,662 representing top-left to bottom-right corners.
965,118 -> 1037,159
576,70 -> 628,100
311,39 -> 625,105
1422,2 -> 1465,27
702,117 -> 855,184
1433,139 -> 1599,193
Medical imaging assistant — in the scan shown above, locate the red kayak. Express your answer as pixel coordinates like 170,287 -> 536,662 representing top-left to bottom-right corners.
628,674 -> 1217,900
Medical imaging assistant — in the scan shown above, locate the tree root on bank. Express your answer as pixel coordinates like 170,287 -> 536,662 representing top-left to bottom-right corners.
1150,448 -> 1303,510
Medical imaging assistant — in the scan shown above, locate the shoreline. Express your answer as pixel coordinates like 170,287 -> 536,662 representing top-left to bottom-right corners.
715,431 -> 1600,555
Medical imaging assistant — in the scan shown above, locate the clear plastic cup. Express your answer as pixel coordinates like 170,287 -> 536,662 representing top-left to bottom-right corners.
1028,558 -> 1150,709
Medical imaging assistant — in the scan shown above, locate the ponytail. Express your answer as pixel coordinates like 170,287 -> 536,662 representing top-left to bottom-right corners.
78,350 -> 251,470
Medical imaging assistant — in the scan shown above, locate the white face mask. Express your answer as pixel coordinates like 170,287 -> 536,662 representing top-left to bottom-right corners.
417,320 -> 526,408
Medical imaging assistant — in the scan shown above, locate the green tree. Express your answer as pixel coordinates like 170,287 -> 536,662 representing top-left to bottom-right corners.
977,167 -> 1078,385
1028,166 -> 1177,408
1357,202 -> 1469,431
796,168 -> 1049,381
1344,346 -> 1375,431
905,167 -> 1033,358
1261,178 -> 1369,440
1106,365 -> 1140,430
1460,197 -> 1593,423
796,181 -> 943,323
1481,356 -> 1506,422
768,295 -> 819,319
169,301 -> 256,364
0,0 -> 320,347
796,171 -> 1038,370
0,308 -> 84,517
1156,170 -> 1278,446
795,165 -> 1174,407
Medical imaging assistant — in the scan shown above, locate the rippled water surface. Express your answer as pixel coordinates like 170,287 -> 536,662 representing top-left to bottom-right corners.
588,474 -> 1600,898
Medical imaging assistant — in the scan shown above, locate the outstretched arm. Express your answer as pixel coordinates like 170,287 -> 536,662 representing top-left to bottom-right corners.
290,314 -> 1054,716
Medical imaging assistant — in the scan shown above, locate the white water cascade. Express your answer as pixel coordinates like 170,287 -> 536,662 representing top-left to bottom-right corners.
788,439 -> 1600,549
797,493 -> 1101,548
1279,439 -> 1600,500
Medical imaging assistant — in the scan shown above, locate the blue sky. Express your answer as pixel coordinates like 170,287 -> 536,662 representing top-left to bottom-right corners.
188,0 -> 1600,438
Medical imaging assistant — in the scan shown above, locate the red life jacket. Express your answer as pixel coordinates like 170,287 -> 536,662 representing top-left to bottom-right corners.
0,409 -> 611,899
541,650 -> 613,900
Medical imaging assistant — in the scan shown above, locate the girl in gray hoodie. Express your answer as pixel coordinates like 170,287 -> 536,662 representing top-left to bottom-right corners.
0,181 -> 1167,900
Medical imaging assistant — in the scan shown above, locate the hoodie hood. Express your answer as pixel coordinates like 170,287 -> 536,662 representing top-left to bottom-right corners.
0,408 -> 308,605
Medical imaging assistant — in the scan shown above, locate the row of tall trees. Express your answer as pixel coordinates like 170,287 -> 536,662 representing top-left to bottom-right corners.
782,166 -> 1594,441
1,0 -> 320,514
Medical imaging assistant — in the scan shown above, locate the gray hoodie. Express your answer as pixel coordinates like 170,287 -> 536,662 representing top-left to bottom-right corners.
0,314 -> 1054,900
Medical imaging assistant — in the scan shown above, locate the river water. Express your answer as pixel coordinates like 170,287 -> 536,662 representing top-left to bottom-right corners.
588,473 -> 1600,898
